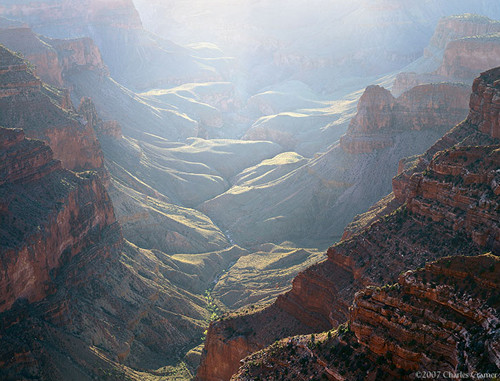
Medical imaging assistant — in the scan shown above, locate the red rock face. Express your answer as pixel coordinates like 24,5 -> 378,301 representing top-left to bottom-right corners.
346,85 -> 397,134
469,67 -> 500,139
78,97 -> 122,139
425,15 -> 500,55
348,254 -> 500,378
48,37 -> 108,78
0,26 -> 108,88
0,126 -> 209,379
233,254 -> 500,380
403,145 -> 500,255
340,83 -> 470,154
0,128 -> 60,186
0,127 -> 116,312
391,72 -> 446,97
437,35 -> 500,81
0,45 -> 41,97
0,26 -> 64,87
393,66 -> 500,203
0,45 -> 105,173
394,15 -> 500,96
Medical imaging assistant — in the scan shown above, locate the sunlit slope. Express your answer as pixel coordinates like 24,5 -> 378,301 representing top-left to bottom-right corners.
239,80 -> 359,154
139,82 -> 246,137
110,180 -> 229,254
67,70 -> 200,141
232,152 -> 307,187
212,243 -> 324,310
246,80 -> 325,116
200,129 -> 449,246
98,133 -> 282,206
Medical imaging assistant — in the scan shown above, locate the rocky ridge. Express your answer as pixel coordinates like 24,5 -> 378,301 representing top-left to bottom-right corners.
0,126 -> 116,313
233,254 -> 500,380
0,128 -> 218,380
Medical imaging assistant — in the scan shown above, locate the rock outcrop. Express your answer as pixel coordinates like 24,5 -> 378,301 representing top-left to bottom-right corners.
436,34 -> 500,81
425,14 -> 500,56
393,66 -> 500,203
78,97 -> 122,139
233,254 -> 500,380
0,44 -> 41,97
0,45 -> 105,173
0,132 -> 217,380
197,68 -> 500,381
0,127 -> 116,312
469,66 -> 500,139
340,83 -> 470,154
0,23 -> 108,88
393,14 -> 500,96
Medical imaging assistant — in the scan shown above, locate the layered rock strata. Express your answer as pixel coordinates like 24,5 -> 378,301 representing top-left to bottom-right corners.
234,254 -> 500,380
393,66 -> 500,203
0,23 -> 108,88
340,83 -> 470,154
0,127 -> 116,312
0,45 -> 105,173
393,14 -> 500,96
436,34 -> 500,81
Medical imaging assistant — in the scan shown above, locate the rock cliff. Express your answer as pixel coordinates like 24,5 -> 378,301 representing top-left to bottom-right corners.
340,83 -> 470,154
393,66 -> 500,204
436,34 -> 500,81
233,253 -> 500,380
197,68 -> 500,381
0,45 -> 105,173
393,14 -> 500,96
425,14 -> 500,56
0,127 -> 116,312
0,23 -> 108,88
78,96 -> 122,139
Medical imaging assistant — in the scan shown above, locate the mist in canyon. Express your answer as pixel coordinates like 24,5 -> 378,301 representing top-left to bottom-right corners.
0,0 -> 499,379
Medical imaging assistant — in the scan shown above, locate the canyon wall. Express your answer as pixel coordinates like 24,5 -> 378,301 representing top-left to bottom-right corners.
436,34 -> 500,81
234,253 -> 500,380
0,127 -> 116,312
0,44 -> 105,173
394,14 -> 500,96
340,83 -> 470,154
0,24 -> 108,88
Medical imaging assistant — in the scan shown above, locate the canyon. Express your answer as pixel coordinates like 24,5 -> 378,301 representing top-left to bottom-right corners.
0,0 -> 499,380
